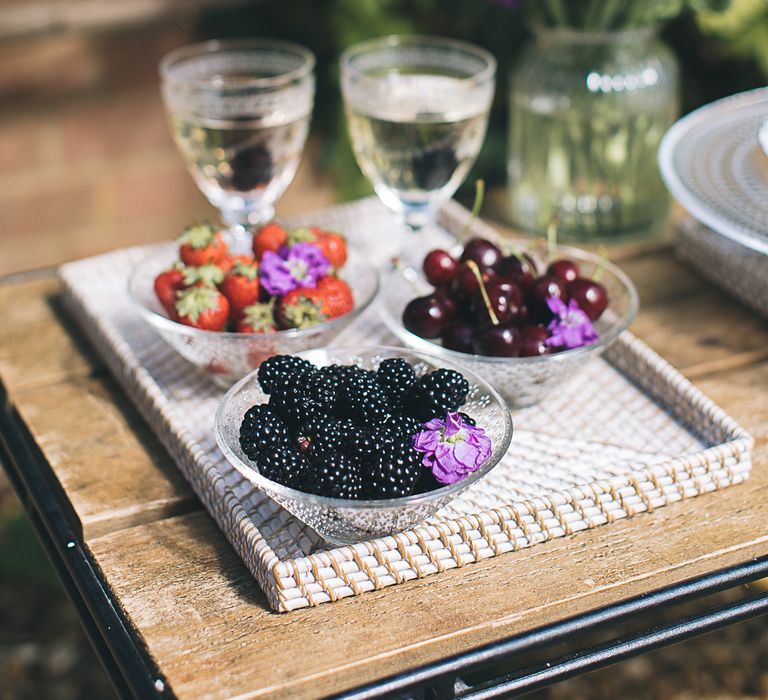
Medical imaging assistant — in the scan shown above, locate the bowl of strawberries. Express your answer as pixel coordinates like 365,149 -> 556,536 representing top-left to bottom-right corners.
379,236 -> 638,408
128,222 -> 378,387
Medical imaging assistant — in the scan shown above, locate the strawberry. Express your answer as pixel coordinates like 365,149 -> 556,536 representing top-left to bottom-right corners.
309,227 -> 347,269
154,264 -> 186,315
315,276 -> 354,318
174,286 -> 230,331
217,253 -> 255,275
252,222 -> 288,261
178,224 -> 229,267
219,261 -> 260,319
236,301 -> 277,334
275,287 -> 330,330
182,263 -> 225,288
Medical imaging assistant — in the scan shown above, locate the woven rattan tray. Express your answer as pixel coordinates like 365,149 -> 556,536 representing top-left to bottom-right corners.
59,197 -> 753,612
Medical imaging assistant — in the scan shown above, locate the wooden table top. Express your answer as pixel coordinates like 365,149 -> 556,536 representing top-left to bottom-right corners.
1,232 -> 768,699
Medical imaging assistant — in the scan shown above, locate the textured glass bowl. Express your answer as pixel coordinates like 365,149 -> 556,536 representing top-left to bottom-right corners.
379,244 -> 638,408
127,244 -> 379,388
214,346 -> 513,545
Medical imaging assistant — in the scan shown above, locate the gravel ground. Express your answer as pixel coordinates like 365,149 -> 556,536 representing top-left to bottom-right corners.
1,472 -> 766,699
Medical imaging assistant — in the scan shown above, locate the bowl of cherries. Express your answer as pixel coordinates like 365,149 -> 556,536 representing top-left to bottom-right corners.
379,236 -> 638,407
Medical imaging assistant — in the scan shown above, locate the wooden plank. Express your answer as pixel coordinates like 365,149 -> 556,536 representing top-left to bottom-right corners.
13,373 -> 198,538
0,277 -> 99,392
85,355 -> 768,699
89,442 -> 768,700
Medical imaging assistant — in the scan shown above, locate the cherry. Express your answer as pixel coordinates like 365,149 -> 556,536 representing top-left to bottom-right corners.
567,278 -> 608,321
526,275 -> 568,323
423,249 -> 459,287
402,295 -> 449,338
441,318 -> 476,353
460,238 -> 503,270
547,259 -> 580,283
450,262 -> 496,301
471,324 -> 521,357
433,287 -> 458,320
519,325 -> 551,357
495,255 -> 535,289
474,279 -> 523,325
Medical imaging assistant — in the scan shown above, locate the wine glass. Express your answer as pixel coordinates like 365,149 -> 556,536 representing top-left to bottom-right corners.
159,39 -> 315,242
340,35 -> 496,231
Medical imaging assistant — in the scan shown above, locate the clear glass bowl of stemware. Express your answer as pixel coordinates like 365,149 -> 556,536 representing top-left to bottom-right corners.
214,346 -> 513,545
379,243 -> 638,408
127,244 -> 379,388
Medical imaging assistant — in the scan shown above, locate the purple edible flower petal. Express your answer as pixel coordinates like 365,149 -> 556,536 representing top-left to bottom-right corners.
411,412 -> 493,485
259,244 -> 331,296
545,298 -> 599,350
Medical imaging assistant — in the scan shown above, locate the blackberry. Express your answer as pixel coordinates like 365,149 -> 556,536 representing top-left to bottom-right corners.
459,412 -> 476,427
230,143 -> 273,191
303,452 -> 363,499
254,445 -> 308,489
336,370 -> 390,424
380,414 -> 423,442
304,372 -> 338,412
268,384 -> 327,430
344,425 -> 394,462
414,466 -> 442,495
406,368 -> 470,420
239,404 -> 290,460
367,440 -> 422,499
376,357 -> 416,407
257,355 -> 316,395
296,415 -> 354,457
412,145 -> 458,191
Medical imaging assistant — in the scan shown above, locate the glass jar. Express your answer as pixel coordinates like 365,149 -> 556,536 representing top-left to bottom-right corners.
508,27 -> 679,241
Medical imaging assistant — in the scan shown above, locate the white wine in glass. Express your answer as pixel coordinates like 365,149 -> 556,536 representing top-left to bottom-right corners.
341,36 -> 495,230
160,39 -> 315,237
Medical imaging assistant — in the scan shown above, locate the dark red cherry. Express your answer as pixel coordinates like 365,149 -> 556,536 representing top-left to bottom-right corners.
475,279 -> 524,325
441,318 -> 476,353
547,259 -> 580,283
460,238 -> 503,270
402,295 -> 448,338
496,255 -> 535,289
471,324 -> 521,357
450,262 -> 496,301
423,249 -> 459,287
519,325 -> 551,357
567,278 -> 608,321
526,275 -> 568,323
433,287 -> 458,320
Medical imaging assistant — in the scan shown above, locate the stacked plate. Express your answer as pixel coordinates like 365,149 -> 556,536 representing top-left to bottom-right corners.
658,87 -> 768,317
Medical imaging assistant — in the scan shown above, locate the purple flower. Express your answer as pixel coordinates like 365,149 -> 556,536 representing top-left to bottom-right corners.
412,412 -> 492,485
545,297 -> 599,350
259,243 -> 330,296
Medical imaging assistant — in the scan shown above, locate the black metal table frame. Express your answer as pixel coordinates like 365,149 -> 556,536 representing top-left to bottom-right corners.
3,381 -> 768,700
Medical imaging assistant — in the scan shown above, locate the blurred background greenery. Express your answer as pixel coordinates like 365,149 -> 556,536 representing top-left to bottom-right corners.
1,0 -> 767,697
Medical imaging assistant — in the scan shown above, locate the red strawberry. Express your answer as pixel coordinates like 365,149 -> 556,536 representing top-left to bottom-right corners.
182,263 -> 225,288
315,276 -> 354,318
219,261 -> 260,319
275,287 -> 330,329
309,227 -> 347,269
154,264 -> 185,315
217,253 -> 254,274
252,222 -> 288,261
178,224 -> 229,267
236,301 -> 277,334
174,286 -> 230,331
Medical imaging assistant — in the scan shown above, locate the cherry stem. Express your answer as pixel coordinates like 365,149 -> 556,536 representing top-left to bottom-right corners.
390,256 -> 426,296
466,260 -> 499,326
593,245 -> 608,283
459,179 -> 485,241
547,217 -> 559,261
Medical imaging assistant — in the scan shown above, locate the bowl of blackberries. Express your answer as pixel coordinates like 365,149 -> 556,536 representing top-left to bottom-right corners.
379,236 -> 638,408
128,221 -> 378,388
214,349 -> 513,544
